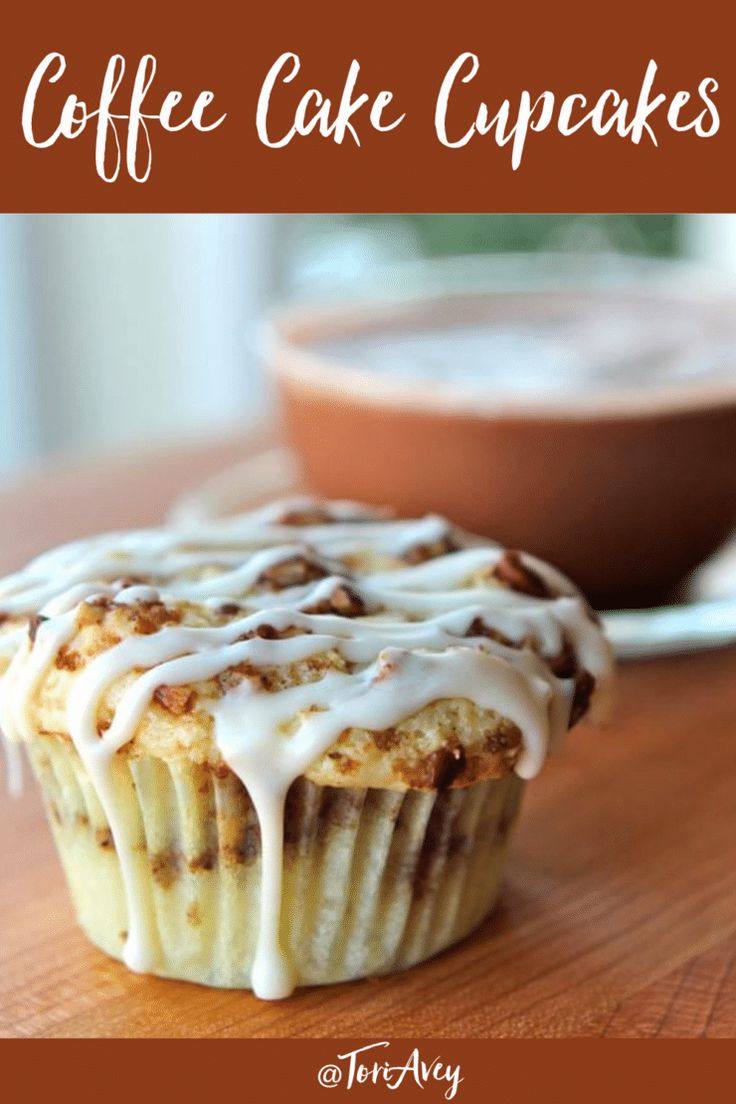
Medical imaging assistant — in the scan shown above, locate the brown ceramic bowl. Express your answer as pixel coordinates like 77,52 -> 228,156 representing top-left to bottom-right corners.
268,282 -> 736,608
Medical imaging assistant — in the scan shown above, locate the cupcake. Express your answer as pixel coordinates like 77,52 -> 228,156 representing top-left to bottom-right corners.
0,498 -> 612,999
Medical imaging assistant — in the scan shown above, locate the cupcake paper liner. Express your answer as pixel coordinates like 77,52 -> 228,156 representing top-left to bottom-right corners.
27,734 -> 524,990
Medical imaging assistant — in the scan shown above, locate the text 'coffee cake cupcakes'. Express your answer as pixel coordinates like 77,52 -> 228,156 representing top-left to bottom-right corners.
0,498 -> 613,999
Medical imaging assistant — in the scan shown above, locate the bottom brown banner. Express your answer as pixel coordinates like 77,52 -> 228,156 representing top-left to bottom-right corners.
2,1038 -> 734,1102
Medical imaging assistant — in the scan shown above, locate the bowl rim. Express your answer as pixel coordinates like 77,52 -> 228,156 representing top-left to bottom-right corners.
265,266 -> 736,421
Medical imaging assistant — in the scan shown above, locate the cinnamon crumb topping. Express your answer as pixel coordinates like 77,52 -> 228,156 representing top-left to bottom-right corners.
303,583 -> 367,618
28,614 -> 48,644
276,507 -> 333,526
239,622 -> 280,641
492,550 -> 553,599
257,555 -> 329,591
77,601 -> 110,628
465,616 -> 513,647
126,601 -> 182,635
371,727 -> 401,751
153,684 -> 198,715
55,646 -> 82,672
218,602 -> 242,617
401,534 -> 459,565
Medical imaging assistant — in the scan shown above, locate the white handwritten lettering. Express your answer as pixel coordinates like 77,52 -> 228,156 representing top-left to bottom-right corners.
22,52 -> 226,182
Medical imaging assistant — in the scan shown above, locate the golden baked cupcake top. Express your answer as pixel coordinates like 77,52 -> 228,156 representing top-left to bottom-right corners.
0,497 -> 613,997
0,496 -> 612,783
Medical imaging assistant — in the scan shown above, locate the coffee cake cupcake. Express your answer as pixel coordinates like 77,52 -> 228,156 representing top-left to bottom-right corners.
0,498 -> 612,998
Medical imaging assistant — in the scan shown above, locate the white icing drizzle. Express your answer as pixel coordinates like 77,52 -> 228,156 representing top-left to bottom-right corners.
0,497 -> 613,999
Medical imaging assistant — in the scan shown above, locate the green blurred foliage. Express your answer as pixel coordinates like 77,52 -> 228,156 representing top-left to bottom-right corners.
341,214 -> 679,258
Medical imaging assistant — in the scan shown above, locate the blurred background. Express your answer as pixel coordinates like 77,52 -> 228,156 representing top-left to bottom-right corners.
2,213 -> 736,474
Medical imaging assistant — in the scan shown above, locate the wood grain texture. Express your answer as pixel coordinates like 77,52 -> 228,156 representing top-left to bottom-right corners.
1,438 -> 735,1038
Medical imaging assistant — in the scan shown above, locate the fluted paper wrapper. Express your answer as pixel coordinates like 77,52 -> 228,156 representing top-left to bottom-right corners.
27,735 -> 524,989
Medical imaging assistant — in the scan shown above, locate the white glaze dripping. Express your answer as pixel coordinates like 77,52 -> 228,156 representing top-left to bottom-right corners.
0,497 -> 613,998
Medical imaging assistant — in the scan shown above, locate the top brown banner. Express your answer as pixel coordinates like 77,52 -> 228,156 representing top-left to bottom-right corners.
3,0 -> 733,212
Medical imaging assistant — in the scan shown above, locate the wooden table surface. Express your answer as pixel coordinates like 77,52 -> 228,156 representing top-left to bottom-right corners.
1,436 -> 735,1039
